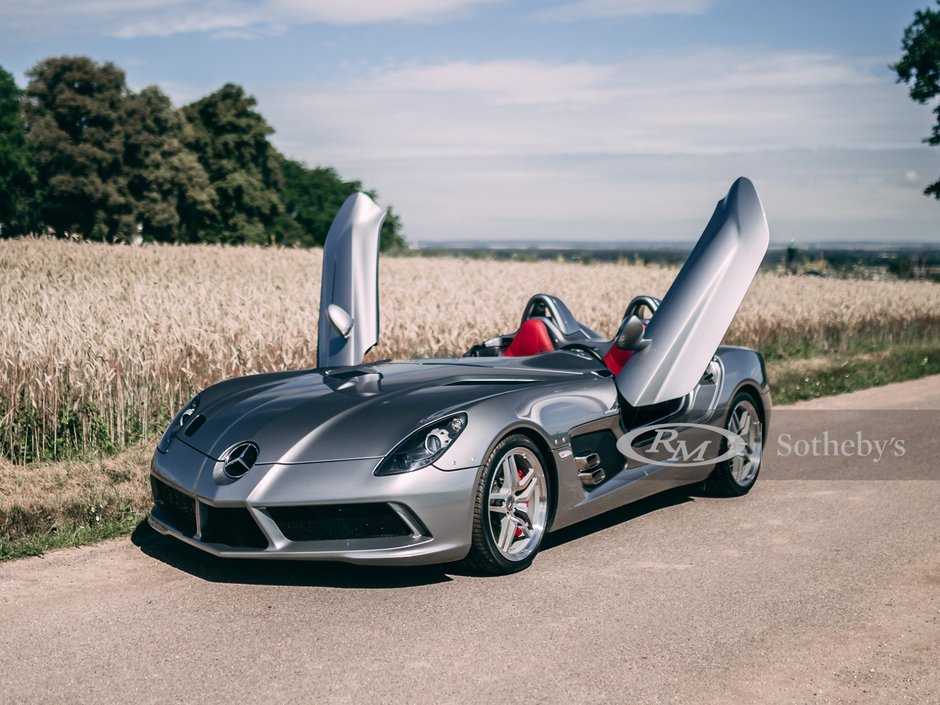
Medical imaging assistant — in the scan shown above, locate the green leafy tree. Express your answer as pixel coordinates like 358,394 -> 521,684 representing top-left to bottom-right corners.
275,158 -> 407,250
0,66 -> 36,236
16,56 -> 406,248
184,84 -> 282,244
895,2 -> 940,199
123,86 -> 217,242
378,204 -> 405,251
24,56 -> 135,240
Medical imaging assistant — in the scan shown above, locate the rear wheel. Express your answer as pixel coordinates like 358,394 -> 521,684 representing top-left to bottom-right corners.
703,391 -> 764,497
463,435 -> 550,575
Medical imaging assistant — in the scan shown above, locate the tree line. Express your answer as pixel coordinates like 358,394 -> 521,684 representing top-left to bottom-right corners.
0,56 -> 405,249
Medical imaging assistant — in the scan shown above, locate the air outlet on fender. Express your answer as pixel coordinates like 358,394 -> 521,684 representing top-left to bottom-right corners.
443,379 -> 537,386
184,414 -> 206,436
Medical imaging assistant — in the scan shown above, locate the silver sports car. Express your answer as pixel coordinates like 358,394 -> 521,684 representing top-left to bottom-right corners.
149,177 -> 771,574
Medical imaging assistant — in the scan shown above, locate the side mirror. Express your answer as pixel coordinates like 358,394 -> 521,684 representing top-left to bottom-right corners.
614,315 -> 650,351
327,304 -> 354,339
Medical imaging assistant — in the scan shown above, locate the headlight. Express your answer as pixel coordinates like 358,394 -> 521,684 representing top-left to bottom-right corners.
157,394 -> 200,454
375,413 -> 468,475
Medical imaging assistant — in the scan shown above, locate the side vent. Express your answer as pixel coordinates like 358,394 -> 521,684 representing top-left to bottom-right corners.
570,429 -> 625,488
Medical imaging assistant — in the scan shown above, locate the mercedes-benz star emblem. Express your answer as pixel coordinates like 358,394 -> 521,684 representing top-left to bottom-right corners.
222,442 -> 259,479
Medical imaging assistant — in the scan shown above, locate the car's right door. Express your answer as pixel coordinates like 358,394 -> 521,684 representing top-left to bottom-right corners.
616,177 -> 769,407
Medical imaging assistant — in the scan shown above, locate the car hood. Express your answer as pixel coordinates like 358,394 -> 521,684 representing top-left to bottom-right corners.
173,358 -> 592,464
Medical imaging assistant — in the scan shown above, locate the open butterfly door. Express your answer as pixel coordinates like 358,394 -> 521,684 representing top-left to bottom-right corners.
616,177 -> 770,407
317,192 -> 387,368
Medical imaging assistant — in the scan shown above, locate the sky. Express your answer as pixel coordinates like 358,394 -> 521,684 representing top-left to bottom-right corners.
1,0 -> 938,244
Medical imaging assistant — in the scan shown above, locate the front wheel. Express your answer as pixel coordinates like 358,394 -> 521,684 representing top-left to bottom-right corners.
703,391 -> 764,497
463,435 -> 550,575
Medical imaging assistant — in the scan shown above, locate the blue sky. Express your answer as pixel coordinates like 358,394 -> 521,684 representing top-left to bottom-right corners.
1,0 -> 937,243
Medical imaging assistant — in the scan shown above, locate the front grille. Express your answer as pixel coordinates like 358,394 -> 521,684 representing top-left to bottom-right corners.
200,506 -> 269,549
267,503 -> 414,542
151,476 -> 196,536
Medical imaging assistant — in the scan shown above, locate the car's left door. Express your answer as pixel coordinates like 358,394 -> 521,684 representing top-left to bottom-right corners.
316,193 -> 387,368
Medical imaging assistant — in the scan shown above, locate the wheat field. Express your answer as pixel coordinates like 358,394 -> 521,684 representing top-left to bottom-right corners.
3,237 -> 940,463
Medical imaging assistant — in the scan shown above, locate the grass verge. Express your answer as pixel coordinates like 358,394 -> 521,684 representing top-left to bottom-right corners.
767,342 -> 940,404
0,439 -> 155,560
1,343 -> 938,561
0,513 -> 144,561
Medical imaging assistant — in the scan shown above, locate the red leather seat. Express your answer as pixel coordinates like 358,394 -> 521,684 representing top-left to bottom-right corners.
504,320 -> 555,357
603,346 -> 634,376
604,319 -> 648,374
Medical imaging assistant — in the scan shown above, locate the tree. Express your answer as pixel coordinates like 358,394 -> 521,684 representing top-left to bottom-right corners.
895,2 -> 940,199
15,56 -> 407,248
24,56 -> 135,240
123,86 -> 217,242
184,84 -> 282,244
274,158 -> 407,250
379,205 -> 406,251
0,66 -> 36,236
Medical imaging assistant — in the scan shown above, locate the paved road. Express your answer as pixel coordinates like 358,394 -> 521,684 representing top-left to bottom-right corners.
2,378 -> 938,705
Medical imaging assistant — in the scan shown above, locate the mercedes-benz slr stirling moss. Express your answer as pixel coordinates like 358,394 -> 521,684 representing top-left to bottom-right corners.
149,177 -> 771,574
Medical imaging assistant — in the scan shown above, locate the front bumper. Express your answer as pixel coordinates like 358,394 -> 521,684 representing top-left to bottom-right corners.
149,440 -> 481,565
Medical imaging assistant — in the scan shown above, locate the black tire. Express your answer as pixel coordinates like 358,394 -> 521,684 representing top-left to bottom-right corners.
703,390 -> 764,497
462,434 -> 551,575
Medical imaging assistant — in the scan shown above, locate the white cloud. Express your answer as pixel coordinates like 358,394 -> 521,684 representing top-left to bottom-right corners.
113,6 -> 265,39
534,0 -> 713,21
268,0 -> 505,25
258,50 -> 918,164
247,50 -> 937,242
0,0 -> 714,38
0,0 -> 508,39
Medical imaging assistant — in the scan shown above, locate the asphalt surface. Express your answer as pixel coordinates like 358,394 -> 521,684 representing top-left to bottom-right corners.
1,377 -> 938,705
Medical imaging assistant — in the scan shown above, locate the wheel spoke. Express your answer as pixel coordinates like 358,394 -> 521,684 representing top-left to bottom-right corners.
732,453 -> 744,481
501,455 -> 517,491
517,474 -> 538,502
511,514 -> 532,539
497,515 -> 515,552
517,466 -> 534,492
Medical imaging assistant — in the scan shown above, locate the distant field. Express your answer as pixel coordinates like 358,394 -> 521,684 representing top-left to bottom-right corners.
3,237 -> 940,464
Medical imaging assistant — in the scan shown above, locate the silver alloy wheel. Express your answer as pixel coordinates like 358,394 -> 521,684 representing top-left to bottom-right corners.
728,398 -> 763,486
487,447 -> 548,561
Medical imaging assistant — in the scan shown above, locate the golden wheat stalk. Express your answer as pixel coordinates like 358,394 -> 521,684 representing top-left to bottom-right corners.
3,238 -> 939,463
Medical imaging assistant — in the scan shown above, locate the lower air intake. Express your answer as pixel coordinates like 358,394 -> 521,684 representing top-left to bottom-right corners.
151,476 -> 196,536
267,503 -> 415,542
200,506 -> 269,549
